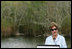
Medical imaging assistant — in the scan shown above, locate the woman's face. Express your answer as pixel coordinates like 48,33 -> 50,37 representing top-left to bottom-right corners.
51,26 -> 58,36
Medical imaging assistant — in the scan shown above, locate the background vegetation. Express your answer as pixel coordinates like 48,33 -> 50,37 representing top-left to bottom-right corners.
1,1 -> 71,37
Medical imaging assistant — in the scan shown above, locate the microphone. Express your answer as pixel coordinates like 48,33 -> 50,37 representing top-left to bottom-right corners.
53,38 -> 57,45
53,38 -> 55,40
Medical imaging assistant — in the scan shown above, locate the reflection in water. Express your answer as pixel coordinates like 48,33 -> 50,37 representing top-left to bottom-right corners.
1,36 -> 45,48
1,36 -> 71,48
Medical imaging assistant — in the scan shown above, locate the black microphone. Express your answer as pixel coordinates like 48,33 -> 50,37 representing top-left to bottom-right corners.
53,38 -> 57,45
53,38 -> 55,41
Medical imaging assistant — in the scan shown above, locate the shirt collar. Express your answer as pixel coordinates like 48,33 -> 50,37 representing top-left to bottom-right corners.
51,34 -> 60,41
55,34 -> 60,41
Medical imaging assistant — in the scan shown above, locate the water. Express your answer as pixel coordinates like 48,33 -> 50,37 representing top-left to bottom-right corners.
1,36 -> 71,48
1,36 -> 45,48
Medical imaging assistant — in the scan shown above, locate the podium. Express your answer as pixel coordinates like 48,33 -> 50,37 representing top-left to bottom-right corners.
37,45 -> 60,48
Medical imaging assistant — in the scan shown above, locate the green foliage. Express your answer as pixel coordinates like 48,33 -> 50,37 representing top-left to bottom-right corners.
1,1 -> 71,37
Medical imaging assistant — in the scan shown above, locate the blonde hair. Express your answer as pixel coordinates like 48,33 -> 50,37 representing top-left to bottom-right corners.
49,22 -> 58,29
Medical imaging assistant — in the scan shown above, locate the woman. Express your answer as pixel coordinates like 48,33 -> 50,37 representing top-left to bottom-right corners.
45,22 -> 67,48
